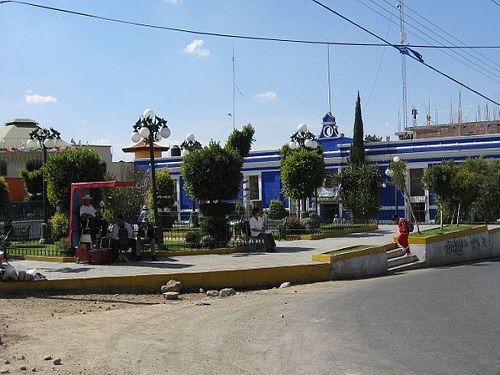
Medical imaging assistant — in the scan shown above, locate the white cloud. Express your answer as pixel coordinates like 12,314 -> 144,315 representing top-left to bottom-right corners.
164,0 -> 183,4
24,90 -> 58,104
182,39 -> 210,58
255,91 -> 277,102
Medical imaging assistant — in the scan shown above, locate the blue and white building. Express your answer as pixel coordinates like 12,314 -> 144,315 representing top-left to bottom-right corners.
134,113 -> 500,223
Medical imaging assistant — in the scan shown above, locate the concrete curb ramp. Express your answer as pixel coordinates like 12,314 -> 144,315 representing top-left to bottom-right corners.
0,263 -> 331,295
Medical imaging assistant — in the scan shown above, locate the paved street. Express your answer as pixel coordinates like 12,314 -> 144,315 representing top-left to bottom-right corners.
8,225 -> 406,280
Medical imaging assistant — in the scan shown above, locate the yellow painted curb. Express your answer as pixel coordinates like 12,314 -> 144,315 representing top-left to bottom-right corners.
312,242 -> 394,263
0,263 -> 331,294
488,226 -> 500,234
288,224 -> 378,241
408,225 -> 488,245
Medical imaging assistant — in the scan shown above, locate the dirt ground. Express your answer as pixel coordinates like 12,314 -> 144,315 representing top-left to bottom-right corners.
0,283 -> 342,374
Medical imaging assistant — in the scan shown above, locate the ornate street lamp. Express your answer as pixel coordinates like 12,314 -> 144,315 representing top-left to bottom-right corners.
288,123 -> 319,150
385,156 -> 402,216
180,133 -> 202,226
27,127 -> 65,243
130,109 -> 171,240
180,133 -> 202,156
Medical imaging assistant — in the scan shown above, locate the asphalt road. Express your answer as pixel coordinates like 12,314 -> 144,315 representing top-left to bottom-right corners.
4,257 -> 500,375
279,257 -> 500,375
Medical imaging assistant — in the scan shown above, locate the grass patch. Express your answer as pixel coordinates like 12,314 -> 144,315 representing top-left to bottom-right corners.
323,244 -> 371,256
411,224 -> 480,238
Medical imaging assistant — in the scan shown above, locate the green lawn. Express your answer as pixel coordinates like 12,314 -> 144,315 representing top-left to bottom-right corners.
411,224 -> 480,238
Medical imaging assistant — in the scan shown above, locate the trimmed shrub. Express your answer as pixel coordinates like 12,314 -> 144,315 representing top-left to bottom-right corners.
268,200 -> 288,220
185,230 -> 201,248
51,212 -> 69,240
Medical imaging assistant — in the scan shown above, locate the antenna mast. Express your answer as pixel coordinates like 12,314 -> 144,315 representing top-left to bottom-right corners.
398,0 -> 408,131
232,45 -> 236,131
327,43 -> 332,113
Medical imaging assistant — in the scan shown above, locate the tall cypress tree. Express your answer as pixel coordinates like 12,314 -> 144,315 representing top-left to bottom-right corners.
350,92 -> 365,166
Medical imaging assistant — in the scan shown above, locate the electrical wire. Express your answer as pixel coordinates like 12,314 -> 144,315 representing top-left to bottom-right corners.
0,0 -> 499,50
310,0 -> 500,107
356,0 -> 500,83
490,0 -> 500,8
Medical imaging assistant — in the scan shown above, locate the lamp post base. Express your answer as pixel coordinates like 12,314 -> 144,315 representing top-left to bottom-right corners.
39,222 -> 53,244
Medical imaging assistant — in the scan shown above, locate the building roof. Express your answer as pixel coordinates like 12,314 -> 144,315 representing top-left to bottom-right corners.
122,139 -> 170,153
0,119 -> 39,148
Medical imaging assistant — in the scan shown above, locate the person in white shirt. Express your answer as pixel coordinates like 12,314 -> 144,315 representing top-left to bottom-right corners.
80,195 -> 97,244
111,214 -> 136,261
248,207 -> 276,252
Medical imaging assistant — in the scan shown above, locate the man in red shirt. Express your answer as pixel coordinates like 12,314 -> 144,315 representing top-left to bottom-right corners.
392,214 -> 411,256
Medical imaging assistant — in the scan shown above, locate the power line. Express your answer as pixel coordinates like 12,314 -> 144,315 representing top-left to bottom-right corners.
355,0 -> 500,83
0,0 -> 499,50
310,0 -> 500,107
490,0 -> 500,8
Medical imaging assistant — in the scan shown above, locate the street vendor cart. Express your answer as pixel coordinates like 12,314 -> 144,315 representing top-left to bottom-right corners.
69,180 -> 135,264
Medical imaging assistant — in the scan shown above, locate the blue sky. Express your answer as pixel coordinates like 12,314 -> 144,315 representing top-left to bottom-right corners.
1,0 -> 499,161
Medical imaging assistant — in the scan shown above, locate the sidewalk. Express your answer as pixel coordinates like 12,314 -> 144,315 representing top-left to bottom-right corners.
6,225 -> 401,280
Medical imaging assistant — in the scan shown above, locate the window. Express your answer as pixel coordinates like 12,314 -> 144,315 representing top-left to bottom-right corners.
0,161 -> 6,176
248,175 -> 260,200
409,168 -> 425,196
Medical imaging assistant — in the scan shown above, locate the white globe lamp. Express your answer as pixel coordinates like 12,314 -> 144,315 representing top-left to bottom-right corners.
139,127 -> 150,139
27,138 -> 37,148
43,138 -> 54,148
289,141 -> 298,150
298,123 -> 308,133
186,133 -> 195,142
131,131 -> 141,143
143,108 -> 155,121
160,126 -> 171,139
393,156 -> 400,163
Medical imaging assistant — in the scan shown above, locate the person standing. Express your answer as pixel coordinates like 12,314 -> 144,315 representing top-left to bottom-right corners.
79,194 -> 97,245
392,214 -> 411,256
136,218 -> 157,261
249,207 -> 276,252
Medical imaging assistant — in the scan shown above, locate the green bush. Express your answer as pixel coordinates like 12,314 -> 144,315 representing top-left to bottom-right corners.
301,212 -> 320,230
200,216 -> 230,246
51,212 -> 69,240
285,216 -> 305,234
200,235 -> 216,249
268,200 -> 288,219
185,230 -> 201,248
56,237 -> 71,253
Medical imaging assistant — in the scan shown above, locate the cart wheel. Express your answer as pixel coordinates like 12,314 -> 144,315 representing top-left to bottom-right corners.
75,257 -> 80,264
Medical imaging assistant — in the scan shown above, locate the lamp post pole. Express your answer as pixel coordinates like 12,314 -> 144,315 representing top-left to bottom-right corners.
288,123 -> 319,217
180,133 -> 202,226
27,126 -> 64,244
131,109 -> 171,245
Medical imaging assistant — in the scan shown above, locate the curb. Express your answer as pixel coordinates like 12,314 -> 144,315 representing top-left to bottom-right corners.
0,263 -> 331,295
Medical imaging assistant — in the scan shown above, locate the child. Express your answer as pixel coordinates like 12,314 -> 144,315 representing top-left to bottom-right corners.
392,214 -> 411,256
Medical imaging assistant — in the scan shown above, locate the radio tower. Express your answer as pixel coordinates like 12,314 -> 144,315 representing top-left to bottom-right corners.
398,0 -> 408,131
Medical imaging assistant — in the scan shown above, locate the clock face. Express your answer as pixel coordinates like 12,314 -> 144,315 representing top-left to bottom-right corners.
323,124 -> 338,138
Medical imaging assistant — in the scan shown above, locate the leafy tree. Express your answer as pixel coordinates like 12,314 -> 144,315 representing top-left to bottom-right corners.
225,123 -> 255,158
336,164 -> 381,223
470,159 -> 500,223
364,134 -> 383,142
102,168 -> 149,223
267,200 -> 288,219
454,158 -> 488,224
181,142 -> 242,202
147,169 -> 175,211
350,92 -> 365,166
44,147 -> 106,212
280,147 -> 325,216
422,160 -> 459,228
181,141 -> 243,243
387,159 -> 421,232
19,168 -> 43,201
0,176 -> 9,213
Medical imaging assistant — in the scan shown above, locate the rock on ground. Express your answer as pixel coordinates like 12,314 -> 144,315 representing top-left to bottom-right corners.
162,292 -> 180,300
206,290 -> 219,297
280,282 -> 291,288
219,288 -> 235,297
161,279 -> 183,293
52,358 -> 61,365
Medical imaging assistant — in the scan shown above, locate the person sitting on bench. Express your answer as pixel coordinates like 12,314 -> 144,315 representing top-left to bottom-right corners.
136,218 -> 157,261
111,214 -> 136,261
249,207 -> 276,252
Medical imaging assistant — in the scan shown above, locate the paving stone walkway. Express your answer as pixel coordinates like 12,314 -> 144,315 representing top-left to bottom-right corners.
7,225 -> 412,280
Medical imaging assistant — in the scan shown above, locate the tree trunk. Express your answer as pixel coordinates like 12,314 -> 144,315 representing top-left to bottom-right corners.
450,208 -> 455,226
403,187 -> 420,233
456,201 -> 461,227
440,204 -> 444,230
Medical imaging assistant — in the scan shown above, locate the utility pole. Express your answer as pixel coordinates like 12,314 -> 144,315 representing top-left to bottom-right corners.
398,0 -> 408,132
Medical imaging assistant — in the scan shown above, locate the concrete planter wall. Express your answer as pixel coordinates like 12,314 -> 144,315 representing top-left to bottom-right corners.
410,226 -> 500,267
287,224 -> 378,241
313,244 -> 390,280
